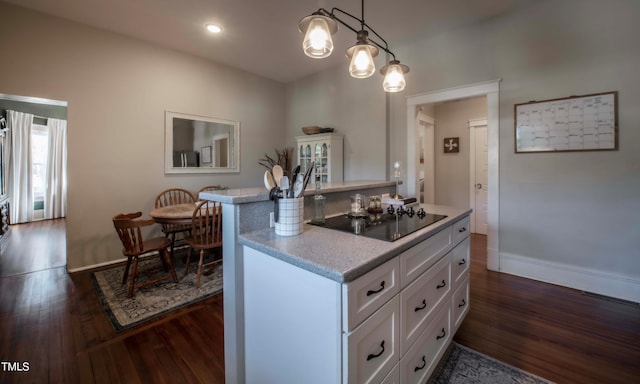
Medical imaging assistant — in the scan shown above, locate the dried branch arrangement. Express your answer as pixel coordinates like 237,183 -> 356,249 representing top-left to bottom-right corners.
258,147 -> 293,175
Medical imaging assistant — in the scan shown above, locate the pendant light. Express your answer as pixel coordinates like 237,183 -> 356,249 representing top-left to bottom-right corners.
299,14 -> 338,59
345,31 -> 379,78
381,60 -> 410,92
298,0 -> 409,92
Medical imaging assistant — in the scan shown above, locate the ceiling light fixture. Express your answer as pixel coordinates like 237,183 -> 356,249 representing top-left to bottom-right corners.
298,0 -> 409,92
205,24 -> 222,33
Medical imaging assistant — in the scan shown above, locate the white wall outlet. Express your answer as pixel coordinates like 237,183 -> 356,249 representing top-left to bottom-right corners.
269,212 -> 275,228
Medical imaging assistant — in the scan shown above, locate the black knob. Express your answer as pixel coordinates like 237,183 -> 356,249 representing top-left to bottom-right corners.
386,205 -> 395,214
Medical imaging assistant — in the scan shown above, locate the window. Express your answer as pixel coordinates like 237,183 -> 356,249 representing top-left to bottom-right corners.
31,124 -> 48,208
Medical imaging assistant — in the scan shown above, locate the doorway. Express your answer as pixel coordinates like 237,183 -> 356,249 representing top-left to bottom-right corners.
0,93 -> 68,273
416,110 -> 434,204
469,119 -> 488,235
405,80 -> 500,271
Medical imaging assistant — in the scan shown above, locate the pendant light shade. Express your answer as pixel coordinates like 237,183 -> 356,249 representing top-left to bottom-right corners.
381,60 -> 410,92
298,3 -> 410,92
299,14 -> 338,59
346,43 -> 379,78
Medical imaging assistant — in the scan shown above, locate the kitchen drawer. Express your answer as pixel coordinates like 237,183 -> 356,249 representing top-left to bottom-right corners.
452,276 -> 470,333
399,252 -> 451,356
452,216 -> 470,245
344,295 -> 400,384
343,257 -> 400,331
400,226 -> 452,288
399,304 -> 450,384
380,363 -> 399,384
451,237 -> 470,286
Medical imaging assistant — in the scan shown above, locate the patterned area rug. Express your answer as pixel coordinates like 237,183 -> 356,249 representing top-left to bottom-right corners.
91,252 -> 223,332
429,342 -> 554,384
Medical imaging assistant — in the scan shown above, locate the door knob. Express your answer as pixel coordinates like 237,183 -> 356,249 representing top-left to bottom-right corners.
475,183 -> 482,189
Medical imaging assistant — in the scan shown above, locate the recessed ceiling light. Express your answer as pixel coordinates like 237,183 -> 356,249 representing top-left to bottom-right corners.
205,24 -> 222,33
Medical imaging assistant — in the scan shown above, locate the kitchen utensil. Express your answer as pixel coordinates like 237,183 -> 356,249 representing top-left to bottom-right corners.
280,176 -> 290,198
269,187 -> 279,222
302,161 -> 315,191
289,165 -> 301,197
264,170 -> 276,191
272,165 -> 284,187
293,173 -> 305,198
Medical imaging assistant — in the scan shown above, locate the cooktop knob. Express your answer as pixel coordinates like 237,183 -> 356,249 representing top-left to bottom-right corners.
386,205 -> 395,214
417,208 -> 426,218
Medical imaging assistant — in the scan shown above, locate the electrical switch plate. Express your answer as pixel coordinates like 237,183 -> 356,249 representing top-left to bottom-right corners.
269,212 -> 275,228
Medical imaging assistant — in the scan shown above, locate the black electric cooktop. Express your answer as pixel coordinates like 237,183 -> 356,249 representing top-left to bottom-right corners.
309,206 -> 447,242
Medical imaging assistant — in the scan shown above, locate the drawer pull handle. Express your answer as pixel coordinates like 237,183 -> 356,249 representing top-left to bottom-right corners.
436,328 -> 447,340
366,340 -> 385,361
436,280 -> 446,289
366,281 -> 385,296
414,356 -> 426,372
458,227 -> 467,233
414,299 -> 427,312
458,259 -> 466,266
458,299 -> 466,308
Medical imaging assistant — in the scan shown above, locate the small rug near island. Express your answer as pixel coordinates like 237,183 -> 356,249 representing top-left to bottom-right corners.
428,342 -> 554,384
91,251 -> 223,332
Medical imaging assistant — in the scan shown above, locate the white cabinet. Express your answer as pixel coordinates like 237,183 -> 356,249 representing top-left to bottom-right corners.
296,133 -> 343,183
243,214 -> 470,383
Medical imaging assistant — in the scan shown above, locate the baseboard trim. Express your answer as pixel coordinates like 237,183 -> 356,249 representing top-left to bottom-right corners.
499,252 -> 640,304
67,257 -> 127,273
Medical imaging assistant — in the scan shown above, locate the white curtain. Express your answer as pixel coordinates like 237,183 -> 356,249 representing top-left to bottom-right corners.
7,110 -> 34,224
45,118 -> 67,219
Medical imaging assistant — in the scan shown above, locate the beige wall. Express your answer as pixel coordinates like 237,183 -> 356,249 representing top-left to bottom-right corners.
287,0 -> 640,299
0,3 -> 285,270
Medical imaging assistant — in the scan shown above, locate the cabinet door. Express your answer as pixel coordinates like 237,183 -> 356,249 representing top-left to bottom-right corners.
343,257 -> 400,331
452,216 -> 470,245
399,226 -> 452,288
399,252 -> 451,355
344,296 -> 400,384
452,276 -> 470,333
399,304 -> 450,384
451,237 -> 470,286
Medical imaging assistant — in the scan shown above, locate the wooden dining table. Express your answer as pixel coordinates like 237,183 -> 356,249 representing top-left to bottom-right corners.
149,202 -> 198,225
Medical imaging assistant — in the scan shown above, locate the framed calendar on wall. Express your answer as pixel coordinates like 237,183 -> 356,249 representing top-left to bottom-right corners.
514,91 -> 618,153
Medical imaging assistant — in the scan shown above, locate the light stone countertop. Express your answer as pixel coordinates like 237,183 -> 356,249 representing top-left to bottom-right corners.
239,204 -> 471,283
199,180 -> 396,204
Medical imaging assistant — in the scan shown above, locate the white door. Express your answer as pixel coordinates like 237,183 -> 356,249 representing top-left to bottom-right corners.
469,120 -> 488,235
416,110 -> 434,204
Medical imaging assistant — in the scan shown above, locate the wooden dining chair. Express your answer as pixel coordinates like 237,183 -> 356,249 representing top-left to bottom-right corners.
184,200 -> 223,288
196,185 -> 227,200
112,212 -> 178,298
155,188 -> 197,256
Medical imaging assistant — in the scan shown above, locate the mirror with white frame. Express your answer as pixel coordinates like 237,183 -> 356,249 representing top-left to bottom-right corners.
165,111 -> 240,174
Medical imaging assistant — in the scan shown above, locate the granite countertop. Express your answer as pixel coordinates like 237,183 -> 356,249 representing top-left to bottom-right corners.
239,204 -> 471,283
199,180 -> 396,204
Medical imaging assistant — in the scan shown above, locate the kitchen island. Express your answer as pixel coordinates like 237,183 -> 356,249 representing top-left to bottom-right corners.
240,204 -> 471,384
201,181 -> 399,384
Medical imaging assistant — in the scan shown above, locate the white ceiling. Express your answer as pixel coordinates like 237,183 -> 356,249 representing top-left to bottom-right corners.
4,0 -> 535,83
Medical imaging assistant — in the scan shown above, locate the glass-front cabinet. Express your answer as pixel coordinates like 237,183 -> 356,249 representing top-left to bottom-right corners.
296,133 -> 343,184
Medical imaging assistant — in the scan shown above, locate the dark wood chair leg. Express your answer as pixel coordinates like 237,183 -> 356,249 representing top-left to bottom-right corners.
128,257 -> 139,298
196,249 -> 205,288
162,248 -> 178,283
121,256 -> 132,285
183,248 -> 193,278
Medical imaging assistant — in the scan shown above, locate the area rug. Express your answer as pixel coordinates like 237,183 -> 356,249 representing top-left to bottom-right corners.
91,253 -> 223,332
428,342 -> 554,384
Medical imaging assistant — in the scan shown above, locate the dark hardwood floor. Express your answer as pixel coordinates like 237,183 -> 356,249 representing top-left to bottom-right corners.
455,234 -> 640,384
0,221 -> 638,383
